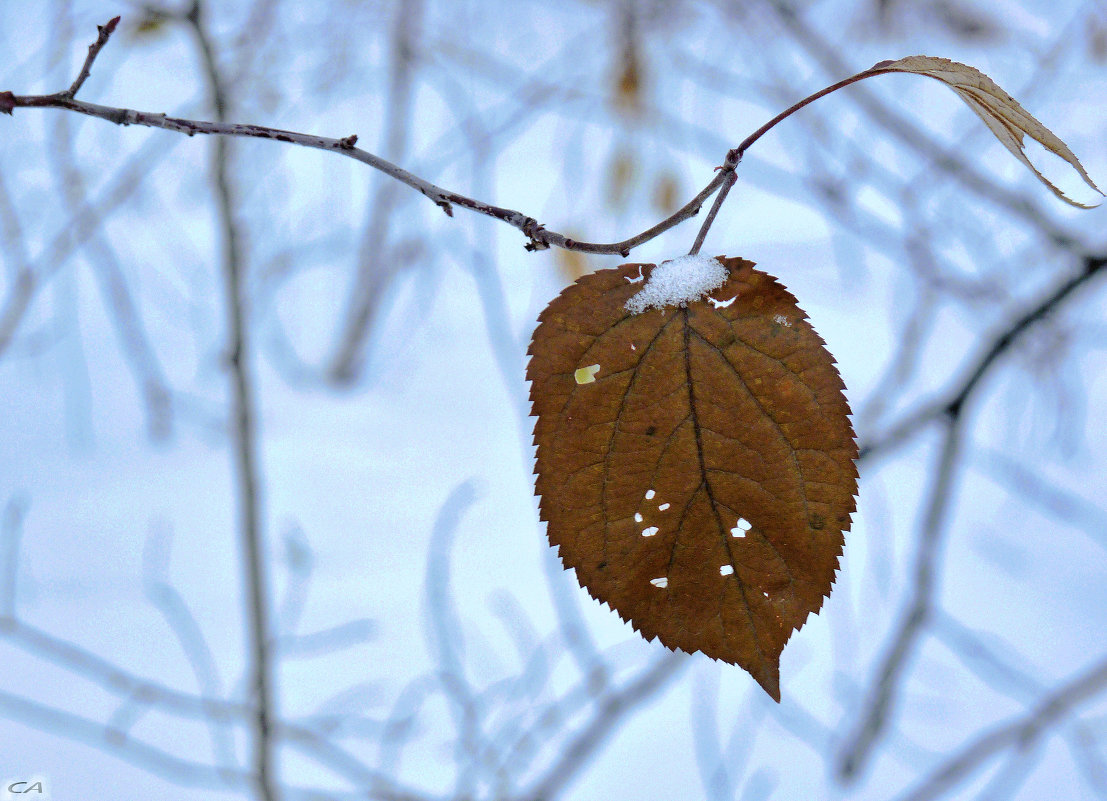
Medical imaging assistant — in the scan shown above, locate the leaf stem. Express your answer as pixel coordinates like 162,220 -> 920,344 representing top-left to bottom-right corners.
734,69 -> 882,158
687,67 -> 883,254
688,168 -> 736,255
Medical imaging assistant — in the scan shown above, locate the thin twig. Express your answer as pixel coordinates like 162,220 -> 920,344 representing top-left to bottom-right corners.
62,16 -> 119,99
3,59 -> 725,258
0,688 -> 251,791
521,652 -> 686,801
732,68 -> 883,159
0,127 -> 181,359
895,654 -> 1107,801
0,494 -> 29,620
184,2 -> 278,798
839,416 -> 965,781
760,0 -> 1084,250
860,254 -> 1107,463
48,110 -> 173,440
3,14 -> 973,268
328,0 -> 425,382
0,15 -> 730,260
843,255 -> 1107,772
143,522 -> 237,770
423,480 -> 487,796
0,616 -> 423,798
689,167 -> 737,255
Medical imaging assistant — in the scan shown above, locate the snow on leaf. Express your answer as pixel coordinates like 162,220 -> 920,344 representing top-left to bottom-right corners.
871,56 -> 1102,208
625,254 -> 728,314
528,256 -> 859,701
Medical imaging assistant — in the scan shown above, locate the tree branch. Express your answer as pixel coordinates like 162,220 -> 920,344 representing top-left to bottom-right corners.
1,17 -> 730,258
895,654 -> 1107,801
328,0 -> 425,382
838,415 -> 965,781
183,2 -> 279,798
860,253 -> 1107,463
521,652 -> 686,801
63,16 -> 120,99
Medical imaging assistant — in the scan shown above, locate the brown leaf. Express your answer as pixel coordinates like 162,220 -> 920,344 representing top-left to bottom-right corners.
528,257 -> 858,700
870,56 -> 1102,208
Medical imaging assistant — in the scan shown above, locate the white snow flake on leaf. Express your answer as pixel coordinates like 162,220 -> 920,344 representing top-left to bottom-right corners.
625,255 -> 729,314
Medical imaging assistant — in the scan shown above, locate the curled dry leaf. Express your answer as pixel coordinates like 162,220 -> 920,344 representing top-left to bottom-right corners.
870,55 -> 1103,208
528,257 -> 858,700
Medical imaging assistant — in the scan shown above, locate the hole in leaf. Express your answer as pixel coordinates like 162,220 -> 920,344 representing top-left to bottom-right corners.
574,364 -> 601,384
645,489 -> 656,500
658,502 -> 670,511
634,512 -> 643,523
641,526 -> 659,537
650,577 -> 668,588
719,565 -> 734,576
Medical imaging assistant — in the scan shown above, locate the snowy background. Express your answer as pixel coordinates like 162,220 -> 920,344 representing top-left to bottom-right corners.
2,1 -> 1106,799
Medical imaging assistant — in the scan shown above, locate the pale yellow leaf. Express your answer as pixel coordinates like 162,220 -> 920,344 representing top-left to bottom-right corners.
871,55 -> 1102,208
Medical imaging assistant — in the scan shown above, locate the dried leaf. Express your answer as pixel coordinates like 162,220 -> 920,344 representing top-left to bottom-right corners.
528,257 -> 858,700
870,56 -> 1102,208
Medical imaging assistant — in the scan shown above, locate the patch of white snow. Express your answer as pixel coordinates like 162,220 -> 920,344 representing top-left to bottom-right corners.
625,255 -> 728,314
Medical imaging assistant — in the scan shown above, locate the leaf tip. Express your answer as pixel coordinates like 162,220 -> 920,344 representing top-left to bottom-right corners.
753,657 -> 782,703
